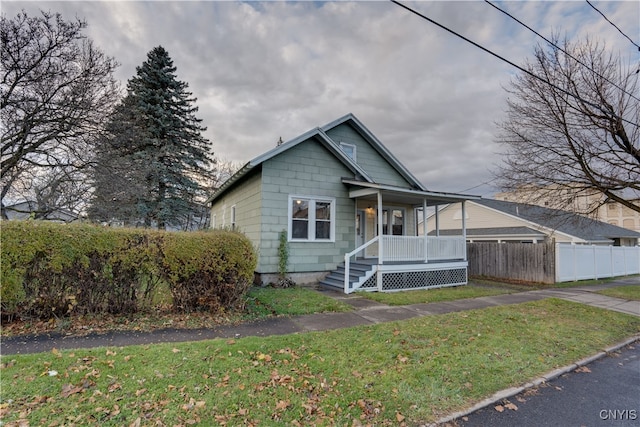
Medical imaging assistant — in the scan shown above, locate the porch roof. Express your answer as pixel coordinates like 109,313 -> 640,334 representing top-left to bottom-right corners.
342,179 -> 480,207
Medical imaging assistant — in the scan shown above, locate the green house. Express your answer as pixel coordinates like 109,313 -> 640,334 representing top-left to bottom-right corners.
208,114 -> 478,293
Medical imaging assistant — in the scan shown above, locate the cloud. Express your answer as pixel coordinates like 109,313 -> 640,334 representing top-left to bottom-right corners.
3,1 -> 638,196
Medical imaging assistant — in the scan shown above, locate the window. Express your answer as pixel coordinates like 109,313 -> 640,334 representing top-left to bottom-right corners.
377,208 -> 405,236
339,142 -> 356,161
289,196 -> 335,242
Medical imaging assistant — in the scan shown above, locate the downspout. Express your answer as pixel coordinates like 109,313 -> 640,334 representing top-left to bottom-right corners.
423,198 -> 428,263
461,201 -> 467,261
377,190 -> 383,291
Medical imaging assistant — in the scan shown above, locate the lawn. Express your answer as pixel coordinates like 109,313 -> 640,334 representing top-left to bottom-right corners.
357,283 -> 514,305
0,286 -> 352,338
596,285 -> 640,301
247,286 -> 353,316
2,298 -> 638,426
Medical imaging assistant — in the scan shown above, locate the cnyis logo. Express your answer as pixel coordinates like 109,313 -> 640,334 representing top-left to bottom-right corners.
599,409 -> 638,421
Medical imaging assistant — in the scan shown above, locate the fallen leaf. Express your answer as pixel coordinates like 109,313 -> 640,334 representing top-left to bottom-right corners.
172,348 -> 181,353
495,405 -> 505,413
575,366 -> 591,373
61,383 -> 83,398
505,402 -> 518,411
396,412 -> 405,422
275,400 -> 290,411
129,418 -> 141,427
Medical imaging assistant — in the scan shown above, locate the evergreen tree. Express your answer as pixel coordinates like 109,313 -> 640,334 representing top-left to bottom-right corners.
90,46 -> 215,229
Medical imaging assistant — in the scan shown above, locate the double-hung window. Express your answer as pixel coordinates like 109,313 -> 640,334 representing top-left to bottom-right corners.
289,196 -> 335,242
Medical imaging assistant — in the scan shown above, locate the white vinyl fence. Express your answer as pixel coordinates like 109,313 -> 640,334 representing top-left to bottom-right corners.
556,244 -> 640,282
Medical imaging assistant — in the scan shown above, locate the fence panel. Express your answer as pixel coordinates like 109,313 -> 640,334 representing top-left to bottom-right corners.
467,242 -> 555,284
555,245 -> 640,282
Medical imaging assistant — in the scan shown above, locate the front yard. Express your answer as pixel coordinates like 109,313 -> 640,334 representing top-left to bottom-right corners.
1,297 -> 639,426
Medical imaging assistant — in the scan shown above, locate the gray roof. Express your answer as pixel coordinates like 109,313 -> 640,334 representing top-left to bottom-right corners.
429,226 -> 545,238
474,198 -> 640,243
207,113 -> 427,204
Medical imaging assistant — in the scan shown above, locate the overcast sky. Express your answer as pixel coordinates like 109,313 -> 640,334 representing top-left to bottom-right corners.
4,1 -> 639,196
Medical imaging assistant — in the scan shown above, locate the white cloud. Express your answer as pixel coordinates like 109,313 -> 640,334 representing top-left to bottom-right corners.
3,0 -> 638,196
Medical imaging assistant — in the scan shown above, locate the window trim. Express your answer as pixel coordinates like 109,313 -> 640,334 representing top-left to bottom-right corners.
339,142 -> 357,162
288,195 -> 336,242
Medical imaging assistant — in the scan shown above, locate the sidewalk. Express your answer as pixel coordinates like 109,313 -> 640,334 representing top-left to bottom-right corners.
2,277 -> 638,356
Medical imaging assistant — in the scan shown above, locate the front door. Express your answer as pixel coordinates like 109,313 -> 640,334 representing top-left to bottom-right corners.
356,210 -> 365,258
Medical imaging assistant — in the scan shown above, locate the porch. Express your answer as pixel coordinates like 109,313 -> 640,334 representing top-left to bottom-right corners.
321,179 -> 478,294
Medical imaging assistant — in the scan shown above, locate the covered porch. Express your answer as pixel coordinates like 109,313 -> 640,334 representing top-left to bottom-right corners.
333,180 -> 478,294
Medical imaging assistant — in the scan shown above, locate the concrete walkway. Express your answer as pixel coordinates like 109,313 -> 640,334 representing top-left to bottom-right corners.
2,277 -> 638,356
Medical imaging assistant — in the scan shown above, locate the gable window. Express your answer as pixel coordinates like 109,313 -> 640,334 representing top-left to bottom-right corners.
289,196 -> 335,242
339,142 -> 356,161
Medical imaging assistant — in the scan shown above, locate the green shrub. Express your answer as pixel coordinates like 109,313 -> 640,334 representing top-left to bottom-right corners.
160,230 -> 257,312
0,222 -> 257,321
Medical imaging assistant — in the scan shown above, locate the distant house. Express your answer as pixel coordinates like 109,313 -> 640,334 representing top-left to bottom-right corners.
425,198 -> 640,246
495,187 -> 640,234
208,113 -> 479,293
2,201 -> 78,223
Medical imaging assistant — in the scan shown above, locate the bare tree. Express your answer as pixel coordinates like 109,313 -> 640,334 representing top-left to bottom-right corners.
494,37 -> 639,215
1,10 -> 119,218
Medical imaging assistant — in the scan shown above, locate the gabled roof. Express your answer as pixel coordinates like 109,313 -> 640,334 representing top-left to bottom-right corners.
208,113 -> 426,204
428,226 -> 545,238
473,198 -> 640,243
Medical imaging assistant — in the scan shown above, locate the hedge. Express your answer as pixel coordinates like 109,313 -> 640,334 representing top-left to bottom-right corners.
0,221 -> 257,321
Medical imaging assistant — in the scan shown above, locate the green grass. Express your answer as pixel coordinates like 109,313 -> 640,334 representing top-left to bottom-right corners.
2,298 -> 638,426
356,283 -> 514,305
247,286 -> 353,316
596,285 -> 640,301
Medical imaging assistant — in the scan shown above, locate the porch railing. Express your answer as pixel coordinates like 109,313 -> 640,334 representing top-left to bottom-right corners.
344,235 -> 466,293
427,236 -> 466,261
381,235 -> 466,262
344,236 -> 380,293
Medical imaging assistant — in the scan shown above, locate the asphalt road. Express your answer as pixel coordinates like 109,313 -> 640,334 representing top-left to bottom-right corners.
456,343 -> 640,427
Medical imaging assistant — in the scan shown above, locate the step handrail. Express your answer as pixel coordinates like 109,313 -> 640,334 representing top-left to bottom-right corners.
344,236 -> 379,293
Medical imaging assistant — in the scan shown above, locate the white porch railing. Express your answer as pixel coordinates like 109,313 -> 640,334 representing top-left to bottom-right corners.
344,235 -> 467,293
344,236 -> 380,293
381,235 -> 466,262
427,236 -> 466,261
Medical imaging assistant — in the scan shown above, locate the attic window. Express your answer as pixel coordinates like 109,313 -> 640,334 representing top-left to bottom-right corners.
339,142 -> 356,161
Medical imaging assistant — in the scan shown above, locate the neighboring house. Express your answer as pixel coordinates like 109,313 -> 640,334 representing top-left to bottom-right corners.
208,113 -> 478,293
424,198 -> 640,246
2,201 -> 78,223
495,187 -> 640,234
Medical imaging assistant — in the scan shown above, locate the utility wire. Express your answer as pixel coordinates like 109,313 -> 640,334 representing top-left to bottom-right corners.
484,0 -> 640,102
586,0 -> 640,51
390,0 -> 640,129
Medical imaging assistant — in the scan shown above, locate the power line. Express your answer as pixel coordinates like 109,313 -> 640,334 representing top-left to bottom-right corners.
389,0 -> 640,129
457,178 -> 498,193
484,0 -> 640,103
586,0 -> 640,51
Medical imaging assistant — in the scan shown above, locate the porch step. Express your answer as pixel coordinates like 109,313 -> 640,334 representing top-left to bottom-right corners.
319,261 -> 375,292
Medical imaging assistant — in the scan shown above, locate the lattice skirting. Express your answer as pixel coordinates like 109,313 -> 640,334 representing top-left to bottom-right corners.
359,268 -> 467,292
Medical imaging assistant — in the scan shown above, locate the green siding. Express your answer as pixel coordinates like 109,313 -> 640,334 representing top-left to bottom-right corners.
259,137 -> 355,274
326,123 -> 412,187
210,169 -> 262,246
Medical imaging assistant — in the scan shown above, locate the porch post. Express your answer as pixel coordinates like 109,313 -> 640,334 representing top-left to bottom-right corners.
377,190 -> 383,291
422,198 -> 428,263
435,205 -> 440,237
461,201 -> 467,261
